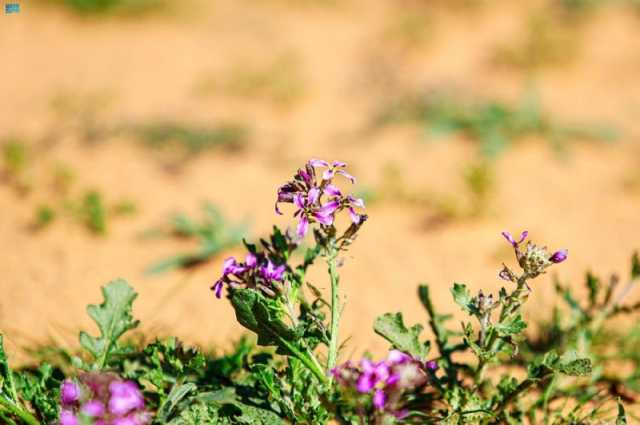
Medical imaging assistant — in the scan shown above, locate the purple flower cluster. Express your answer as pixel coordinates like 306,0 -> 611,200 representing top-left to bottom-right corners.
332,350 -> 436,417
211,252 -> 286,299
59,374 -> 150,425
276,159 -> 365,238
500,230 -> 568,280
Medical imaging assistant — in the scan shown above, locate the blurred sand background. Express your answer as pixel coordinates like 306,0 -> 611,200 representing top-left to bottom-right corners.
1,0 -> 639,362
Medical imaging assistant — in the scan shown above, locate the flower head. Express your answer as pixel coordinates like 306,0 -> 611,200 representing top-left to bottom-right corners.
501,230 -> 568,279
212,251 -> 287,299
332,350 -> 428,416
275,159 -> 366,239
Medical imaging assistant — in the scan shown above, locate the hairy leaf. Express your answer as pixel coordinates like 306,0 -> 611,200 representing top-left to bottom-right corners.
374,313 -> 429,359
494,314 -> 527,336
229,289 -> 296,356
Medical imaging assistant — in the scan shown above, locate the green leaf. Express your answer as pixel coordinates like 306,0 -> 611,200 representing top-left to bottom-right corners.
373,312 -> 429,359
555,351 -> 592,376
494,314 -> 527,336
0,335 -> 19,404
616,398 -> 627,425
155,383 -> 196,423
451,283 -> 478,315
79,279 -> 140,369
229,289 -> 296,356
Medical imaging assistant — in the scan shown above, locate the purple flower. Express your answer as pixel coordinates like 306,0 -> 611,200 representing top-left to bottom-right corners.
356,359 -> 389,393
108,381 -> 145,416
549,249 -> 568,263
61,380 -> 80,406
81,400 -> 105,417
502,230 -> 528,247
60,410 -> 78,425
260,260 -> 286,283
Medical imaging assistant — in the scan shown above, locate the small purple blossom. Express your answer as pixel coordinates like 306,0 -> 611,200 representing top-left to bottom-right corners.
260,260 -> 286,283
549,249 -> 568,263
58,374 -> 149,425
333,350 -> 428,418
212,251 -> 288,299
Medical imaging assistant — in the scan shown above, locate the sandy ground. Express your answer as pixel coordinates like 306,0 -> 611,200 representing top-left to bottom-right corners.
1,0 -> 640,363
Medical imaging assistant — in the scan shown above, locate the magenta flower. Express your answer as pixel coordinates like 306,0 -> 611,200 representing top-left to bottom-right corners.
260,260 -> 286,283
333,350 -> 429,417
58,374 -> 149,425
275,159 -> 365,238
549,249 -> 568,263
212,251 -> 287,299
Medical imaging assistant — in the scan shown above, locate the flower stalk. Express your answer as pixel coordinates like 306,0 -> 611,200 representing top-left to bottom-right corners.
327,243 -> 341,372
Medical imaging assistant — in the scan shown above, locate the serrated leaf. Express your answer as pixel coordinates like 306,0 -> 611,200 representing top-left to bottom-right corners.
79,279 -> 140,369
494,314 -> 527,336
451,283 -> 478,315
373,312 -> 429,359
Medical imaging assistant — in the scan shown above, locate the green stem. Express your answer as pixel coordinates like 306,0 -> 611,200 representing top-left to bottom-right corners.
327,245 -> 341,372
475,275 -> 530,384
277,335 -> 328,384
0,398 -> 39,425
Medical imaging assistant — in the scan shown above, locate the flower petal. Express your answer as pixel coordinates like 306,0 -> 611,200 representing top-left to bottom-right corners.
372,389 -> 387,410
212,281 -> 224,299
308,187 -> 320,204
356,374 -> 375,393
297,215 -> 309,238
314,211 -> 334,226
501,231 -> 516,247
293,193 -> 306,210
549,249 -> 568,263
309,159 -> 329,168
324,184 -> 342,197
322,169 -> 335,180
336,169 -> 356,184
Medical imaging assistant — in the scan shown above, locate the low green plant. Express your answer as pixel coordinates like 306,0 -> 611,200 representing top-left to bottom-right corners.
1,160 -> 637,424
145,203 -> 248,275
1,138 -> 32,195
377,89 -> 617,159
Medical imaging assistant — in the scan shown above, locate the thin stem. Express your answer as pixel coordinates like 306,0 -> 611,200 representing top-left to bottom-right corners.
0,397 -> 39,425
327,244 -> 341,372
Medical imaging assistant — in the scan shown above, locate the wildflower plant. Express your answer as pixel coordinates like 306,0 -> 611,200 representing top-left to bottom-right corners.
0,159 -> 637,424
